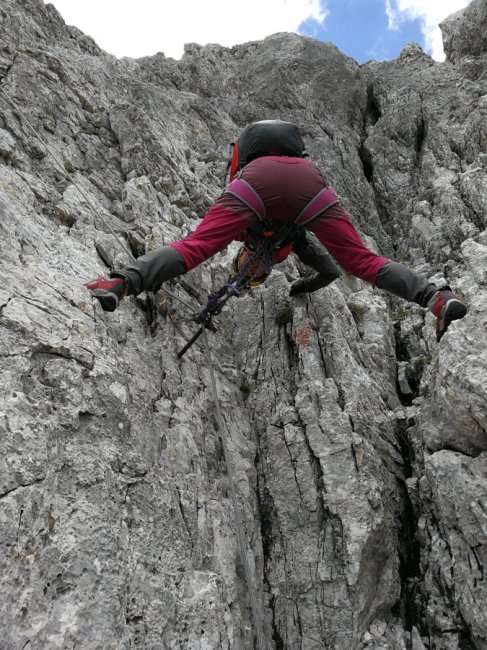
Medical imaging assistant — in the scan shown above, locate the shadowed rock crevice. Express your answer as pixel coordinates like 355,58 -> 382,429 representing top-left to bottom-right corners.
358,85 -> 381,185
409,109 -> 428,195
255,457 -> 284,648
359,141 -> 374,184
392,423 -> 422,633
365,85 -> 382,127
414,113 -> 427,159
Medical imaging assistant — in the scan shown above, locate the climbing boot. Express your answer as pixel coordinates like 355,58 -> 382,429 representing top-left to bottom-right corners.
85,276 -> 128,312
427,286 -> 467,341
290,233 -> 340,296
290,272 -> 327,296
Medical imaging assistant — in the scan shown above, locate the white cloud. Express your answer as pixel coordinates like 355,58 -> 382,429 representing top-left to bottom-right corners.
44,0 -> 326,60
385,0 -> 472,60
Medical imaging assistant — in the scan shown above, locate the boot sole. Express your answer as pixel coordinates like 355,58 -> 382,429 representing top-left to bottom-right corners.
91,289 -> 119,312
445,299 -> 467,321
437,299 -> 467,341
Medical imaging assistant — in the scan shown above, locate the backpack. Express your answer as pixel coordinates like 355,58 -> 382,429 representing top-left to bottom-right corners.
228,120 -> 306,183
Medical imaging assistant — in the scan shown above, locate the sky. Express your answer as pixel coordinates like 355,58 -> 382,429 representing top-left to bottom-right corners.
43,0 -> 473,64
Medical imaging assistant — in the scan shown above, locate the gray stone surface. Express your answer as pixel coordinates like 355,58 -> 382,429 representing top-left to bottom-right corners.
441,0 -> 487,78
0,0 -> 486,648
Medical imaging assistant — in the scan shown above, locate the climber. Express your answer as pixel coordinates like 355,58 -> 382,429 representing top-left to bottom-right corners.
86,119 -> 467,342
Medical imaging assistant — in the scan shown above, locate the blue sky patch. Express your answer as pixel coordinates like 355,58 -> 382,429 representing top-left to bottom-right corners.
300,0 -> 425,63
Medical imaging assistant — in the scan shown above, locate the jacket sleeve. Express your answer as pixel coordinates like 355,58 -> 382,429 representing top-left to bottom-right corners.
171,193 -> 258,271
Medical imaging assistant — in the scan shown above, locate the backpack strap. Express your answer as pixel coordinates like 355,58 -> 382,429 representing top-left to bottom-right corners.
225,178 -> 266,221
295,186 -> 339,226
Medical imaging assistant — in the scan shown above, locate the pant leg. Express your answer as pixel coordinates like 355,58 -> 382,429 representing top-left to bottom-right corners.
308,208 -> 388,284
290,231 -> 341,294
308,207 -> 436,306
375,261 -> 436,307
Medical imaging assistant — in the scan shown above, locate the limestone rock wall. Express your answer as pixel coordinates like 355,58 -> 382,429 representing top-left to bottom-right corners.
441,0 -> 487,78
0,1 -> 486,648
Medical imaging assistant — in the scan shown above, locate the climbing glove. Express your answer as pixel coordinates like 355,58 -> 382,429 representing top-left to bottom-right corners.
85,276 -> 128,312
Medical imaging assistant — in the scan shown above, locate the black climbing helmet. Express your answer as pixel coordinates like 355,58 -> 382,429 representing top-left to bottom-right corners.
228,119 -> 306,181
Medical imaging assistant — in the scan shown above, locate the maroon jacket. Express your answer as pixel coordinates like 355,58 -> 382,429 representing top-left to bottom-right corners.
171,156 -> 388,284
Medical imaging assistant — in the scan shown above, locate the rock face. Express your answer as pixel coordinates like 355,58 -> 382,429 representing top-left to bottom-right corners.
0,1 -> 486,648
441,0 -> 487,78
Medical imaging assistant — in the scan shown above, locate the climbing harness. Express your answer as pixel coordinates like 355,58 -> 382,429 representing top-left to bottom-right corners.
0,80 -> 266,648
